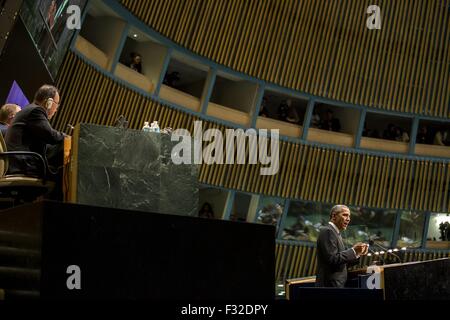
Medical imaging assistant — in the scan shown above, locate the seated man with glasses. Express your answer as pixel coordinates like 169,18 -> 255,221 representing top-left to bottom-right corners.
5,85 -> 66,192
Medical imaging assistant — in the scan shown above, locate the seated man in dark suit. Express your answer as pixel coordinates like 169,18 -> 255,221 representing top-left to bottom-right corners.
316,205 -> 369,287
5,84 -> 65,179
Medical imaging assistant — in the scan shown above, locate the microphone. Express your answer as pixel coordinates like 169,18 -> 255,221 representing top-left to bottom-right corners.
369,240 -> 402,264
66,124 -> 75,136
366,227 -> 402,264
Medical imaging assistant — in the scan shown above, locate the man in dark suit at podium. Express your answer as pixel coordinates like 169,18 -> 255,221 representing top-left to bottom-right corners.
316,205 -> 369,287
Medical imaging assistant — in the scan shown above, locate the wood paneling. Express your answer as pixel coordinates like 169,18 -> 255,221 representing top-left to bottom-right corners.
121,0 -> 450,117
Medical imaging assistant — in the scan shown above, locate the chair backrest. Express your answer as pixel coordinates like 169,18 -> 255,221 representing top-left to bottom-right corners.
0,133 -> 8,177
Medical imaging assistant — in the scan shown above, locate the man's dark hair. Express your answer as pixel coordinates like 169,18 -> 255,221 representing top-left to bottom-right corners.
330,205 -> 348,219
33,85 -> 59,104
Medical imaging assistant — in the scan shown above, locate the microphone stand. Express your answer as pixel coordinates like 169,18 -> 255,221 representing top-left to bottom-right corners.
370,241 -> 402,264
367,246 -> 385,266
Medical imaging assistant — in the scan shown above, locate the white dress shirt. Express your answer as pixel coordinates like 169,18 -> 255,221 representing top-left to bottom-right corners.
328,221 -> 359,258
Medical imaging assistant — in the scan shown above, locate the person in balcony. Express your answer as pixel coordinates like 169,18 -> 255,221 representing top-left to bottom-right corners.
311,110 -> 321,128
258,97 -> 269,117
320,109 -> 341,132
383,123 -> 397,140
278,100 -> 289,122
285,99 -> 300,124
416,125 -> 431,144
129,52 -> 143,73
433,127 -> 446,146
394,127 -> 410,143
316,205 -> 369,287
198,202 -> 214,219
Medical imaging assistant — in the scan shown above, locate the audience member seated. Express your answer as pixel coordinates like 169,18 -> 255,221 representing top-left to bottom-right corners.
433,128 -> 446,146
320,109 -> 341,132
394,127 -> 410,143
416,125 -> 432,144
0,104 -> 21,137
5,85 -> 66,199
128,52 -> 142,73
285,100 -> 300,124
311,111 -> 321,128
198,202 -> 214,218
383,123 -> 397,140
259,97 -> 269,117
163,71 -> 181,87
278,100 -> 289,122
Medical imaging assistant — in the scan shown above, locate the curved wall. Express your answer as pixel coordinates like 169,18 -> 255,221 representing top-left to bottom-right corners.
120,0 -> 450,118
55,52 -> 450,213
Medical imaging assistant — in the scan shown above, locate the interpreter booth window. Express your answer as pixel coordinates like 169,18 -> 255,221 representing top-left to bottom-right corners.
207,72 -> 257,127
281,201 -> 332,242
255,197 -> 285,230
363,113 -> 412,143
344,207 -> 396,248
160,53 -> 208,112
396,211 -> 425,248
116,28 -> 169,93
258,91 -> 308,126
416,120 -> 450,146
230,192 -> 255,222
426,213 -> 450,249
198,187 -> 229,219
414,120 -> 450,158
312,103 -> 360,135
307,103 -> 360,148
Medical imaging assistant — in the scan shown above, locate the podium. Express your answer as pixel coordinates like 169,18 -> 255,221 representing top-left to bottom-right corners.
362,258 -> 450,300
286,258 -> 450,300
66,123 -> 198,217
